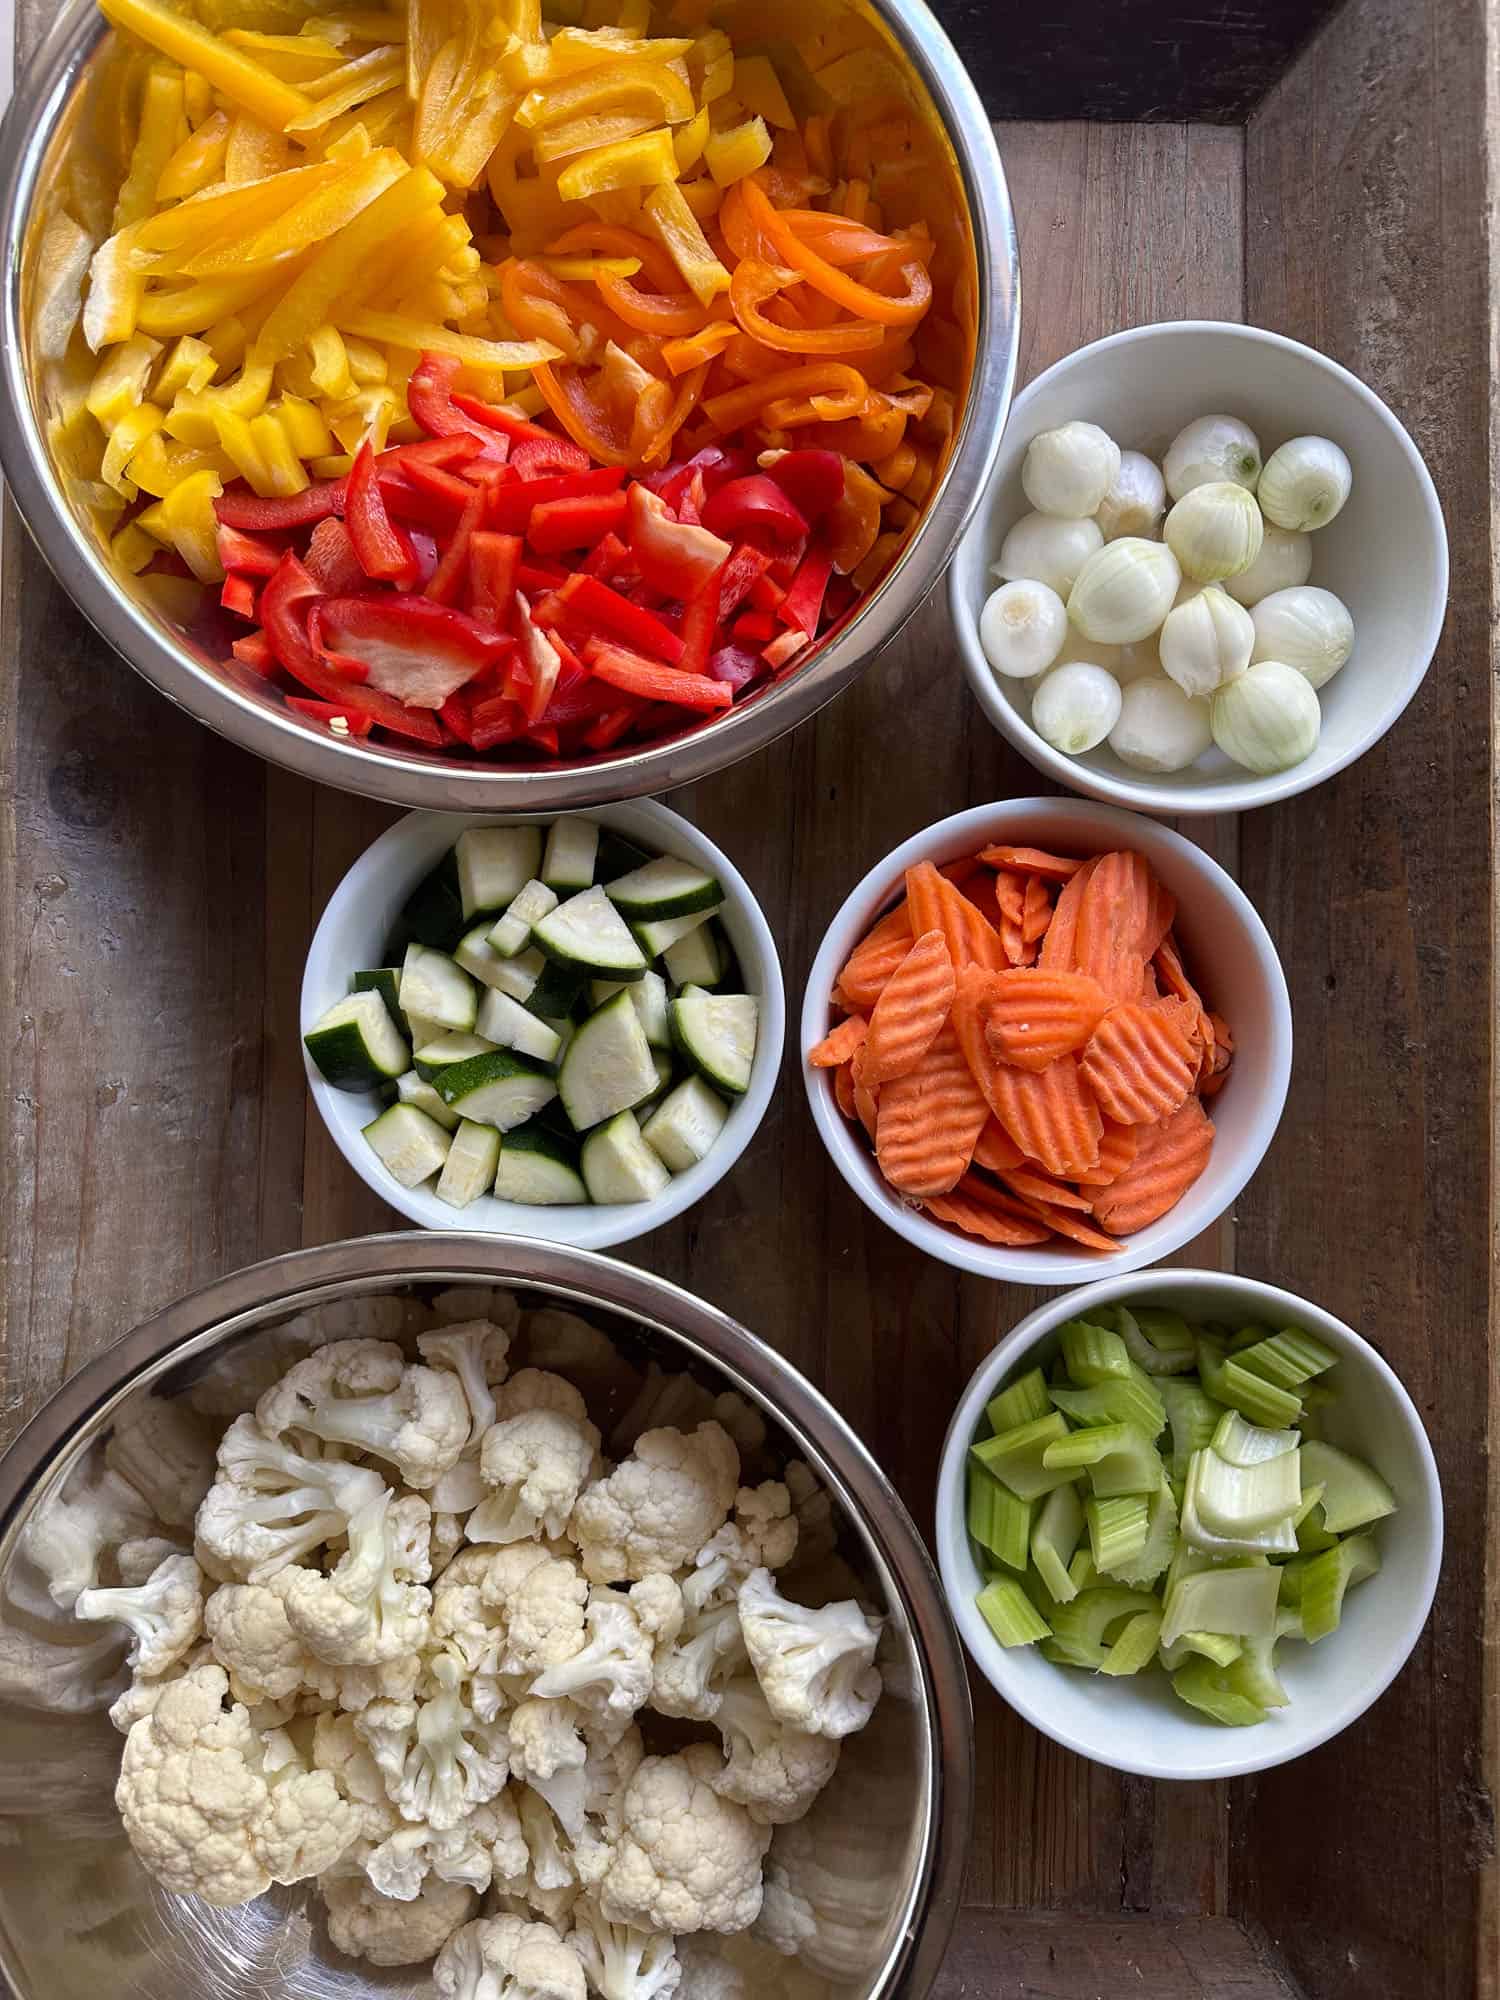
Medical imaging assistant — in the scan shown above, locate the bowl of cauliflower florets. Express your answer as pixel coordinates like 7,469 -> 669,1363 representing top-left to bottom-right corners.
0,1233 -> 972,2000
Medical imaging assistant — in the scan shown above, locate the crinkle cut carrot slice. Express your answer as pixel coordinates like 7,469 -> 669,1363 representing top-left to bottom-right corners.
986,1055 -> 1102,1181
1090,1096 -> 1214,1235
809,1014 -> 868,1067
977,844 -> 1084,882
1039,853 -> 1100,970
1144,873 -> 1177,959
1075,1118 -> 1139,1187
925,1188 -> 1053,1245
980,967 -> 1111,1073
849,1037 -> 880,1140
937,857 -> 983,891
1080,1000 -> 1198,1126
1022,874 -> 1053,945
1206,1010 -> 1234,1062
1001,1166 -> 1095,1212
837,900 -> 916,1010
971,1117 -> 1025,1173
906,860 -> 1006,969
1071,850 -> 1156,1002
863,928 -> 956,1086
833,1059 -> 858,1121
1010,1192 -> 1123,1252
992,868 -> 1034,966
874,1017 -> 989,1197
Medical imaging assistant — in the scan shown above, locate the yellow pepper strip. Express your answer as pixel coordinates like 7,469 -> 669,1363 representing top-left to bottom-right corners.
531,110 -> 652,164
704,116 -> 772,189
286,46 -> 406,125
543,26 -> 693,71
321,10 -> 408,40
203,314 -> 249,371
222,31 -> 347,82
212,408 -> 271,489
250,411 -> 311,493
307,323 -> 355,398
732,55 -> 795,130
111,522 -> 157,575
135,162 -> 350,261
136,271 -> 276,338
274,393 -> 335,456
86,334 -> 163,427
102,402 -> 165,496
541,255 -> 642,280
341,334 -> 390,382
136,467 -> 225,581
96,0 -> 317,133
327,384 -> 401,451
113,64 -> 186,233
183,71 -> 215,126
310,451 -> 356,476
83,229 -> 147,351
615,0 -> 651,35
672,107 -> 708,174
517,64 -> 693,132
325,123 -> 373,160
689,29 -> 733,102
428,79 -> 520,189
643,179 -> 730,306
558,129 -> 677,202
498,40 -> 555,92
339,209 -> 470,316
676,176 -> 721,220
225,113 -> 296,182
406,0 -> 451,104
254,164 -> 444,362
338,308 -> 561,371
180,151 -> 407,273
156,109 -> 232,203
154,334 -> 217,400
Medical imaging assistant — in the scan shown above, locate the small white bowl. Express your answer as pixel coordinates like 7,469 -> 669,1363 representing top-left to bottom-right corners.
302,801 -> 785,1250
949,320 -> 1449,816
935,1269 -> 1443,1781
801,797 -> 1291,1285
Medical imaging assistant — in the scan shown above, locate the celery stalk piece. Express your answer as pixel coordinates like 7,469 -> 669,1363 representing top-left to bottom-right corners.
1160,1561 -> 1281,1649
1227,1632 -> 1289,1709
1086,1494 -> 1150,1571
1050,1585 -> 1159,1661
1043,1421 -> 1164,1498
1274,1602 -> 1305,1640
967,1463 -> 1032,1572
1099,1608 -> 1164,1677
1032,1482 -> 1085,1604
1160,1629 -> 1244,1670
986,1365 -> 1052,1434
1288,1533 -> 1381,1641
1228,1321 -> 1275,1352
1060,1317 -> 1133,1387
1234,1324 -> 1339,1389
1115,1304 -> 1199,1374
1171,1656 -> 1267,1726
976,1575 -> 1051,1648
972,1412 -> 1082,1502
1193,1445 -> 1302,1539
1294,1501 -> 1338,1556
1159,1377 -> 1225,1479
1298,1440 -> 1397,1533
1040,1637 -> 1084,1667
1067,1548 -> 1100,1593
1102,1480 -> 1180,1589
1182,1451 -> 1297,1556
1198,1339 -> 1303,1429
1049,1373 -> 1166,1438
1211,1408 -> 1299,1466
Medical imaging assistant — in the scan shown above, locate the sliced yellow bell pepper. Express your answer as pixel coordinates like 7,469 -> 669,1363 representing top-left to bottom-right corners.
222,30 -> 347,82
135,161 -> 349,262
643,178 -> 730,305
285,46 -> 406,129
86,333 -> 163,428
531,109 -> 654,164
102,401 -> 165,495
127,430 -> 235,498
732,55 -> 795,130
111,521 -> 158,575
428,77 -> 520,189
82,228 -> 147,352
273,393 -> 335,457
166,359 -> 275,444
321,10 -> 408,39
556,127 -> 677,201
307,323 -> 355,398
672,106 -> 709,174
136,467 -> 224,581
689,30 -> 733,103
179,150 -> 407,273
250,411 -> 312,494
156,108 -> 231,203
326,384 -> 402,452
337,308 -> 561,372
342,334 -> 390,383
518,63 -> 694,133
676,175 -> 722,219
136,270 -> 275,339
703,116 -> 772,188
113,64 -> 186,233
183,71 -> 215,127
225,113 -> 296,182
96,0 -> 317,133
544,26 -> 693,72
154,335 -> 219,399
203,315 -> 250,371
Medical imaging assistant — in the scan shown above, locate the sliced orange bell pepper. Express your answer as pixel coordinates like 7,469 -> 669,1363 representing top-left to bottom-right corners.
703,362 -> 868,435
740,174 -> 932,328
532,362 -> 633,467
728,259 -> 883,356
824,461 -> 889,575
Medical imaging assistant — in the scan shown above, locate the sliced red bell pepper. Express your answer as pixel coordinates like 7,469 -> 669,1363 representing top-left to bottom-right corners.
707,643 -> 765,691
488,467 -> 625,535
626,483 -> 730,599
469,692 -> 530,751
733,608 -> 777,644
311,593 -> 510,710
347,440 -> 421,587
409,351 -> 535,454
514,590 -> 563,722
467,531 -> 521,627
778,542 -> 834,637
517,557 -> 569,594
583,637 -> 734,712
379,457 -> 475,528
221,572 -> 258,620
216,477 -> 346,533
584,703 -> 643,750
748,570 -> 788,613
426,484 -> 487,606
764,627 -> 812,672
527,489 -> 629,555
676,472 -> 706,525
260,554 -> 443,742
649,444 -> 754,512
438,689 -> 476,744
304,516 -> 367,596
217,524 -> 282,577
286,696 -> 374,737
677,565 -> 723,679
701,474 -> 809,546
451,389 -> 555,445
379,434 -> 485,473
581,530 -> 638,584
230,629 -> 276,676
717,542 -> 771,617
526,723 -> 561,756
512,434 -> 590,479
540,571 -> 684,664
763,448 -> 845,523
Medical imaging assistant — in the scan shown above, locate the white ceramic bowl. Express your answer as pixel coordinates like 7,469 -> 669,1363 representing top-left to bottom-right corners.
801,797 -> 1291,1285
935,1269 -> 1443,1780
949,321 -> 1449,816
302,801 -> 785,1250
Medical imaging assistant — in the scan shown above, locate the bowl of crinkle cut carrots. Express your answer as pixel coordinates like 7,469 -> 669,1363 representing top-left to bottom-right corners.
802,798 -> 1293,1283
0,0 -> 1016,808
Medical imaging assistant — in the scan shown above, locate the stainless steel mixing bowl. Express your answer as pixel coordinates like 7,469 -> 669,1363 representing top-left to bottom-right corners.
0,0 -> 1018,811
0,1234 -> 973,1999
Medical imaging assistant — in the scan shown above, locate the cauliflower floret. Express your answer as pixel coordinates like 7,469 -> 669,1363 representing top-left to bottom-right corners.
710,1678 -> 840,1826
205,1571 -> 312,1704
282,1489 -> 432,1667
256,1339 -> 469,1490
195,1415 -> 385,1583
430,1506 -> 468,1575
650,1561 -> 747,1723
569,1896 -> 681,2000
312,1708 -> 392,1845
507,1784 -> 583,1927
483,1543 -> 588,1680
115,1662 -> 355,1906
306,1653 -> 423,1713
498,1368 -> 591,1425
509,1698 -> 588,1833
419,1320 -> 514,1514
356,1652 -> 511,1832
629,1573 -> 684,1649
435,1912 -> 586,2000
737,1570 -> 881,1740
104,1395 -> 218,1528
18,1459 -> 158,1609
108,1641 -> 214,1733
471,1410 -> 600,1546
115,1534 -> 189,1585
750,1855 -> 818,1958
696,1485 -> 797,1580
363,1791 -> 521,1903
322,1870 -> 478,1966
75,1551 -> 205,1677
598,1744 -> 770,1936
427,1545 -> 511,1719
530,1592 -> 653,1726
571,1424 -> 739,1584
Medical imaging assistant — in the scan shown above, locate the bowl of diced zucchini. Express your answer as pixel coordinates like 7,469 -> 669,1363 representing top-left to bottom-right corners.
301,802 -> 784,1248
934,1268 -> 1442,1780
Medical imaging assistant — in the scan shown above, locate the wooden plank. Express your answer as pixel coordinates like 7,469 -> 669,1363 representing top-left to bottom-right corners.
1239,2 -> 1496,1997
933,1912 -> 1300,1998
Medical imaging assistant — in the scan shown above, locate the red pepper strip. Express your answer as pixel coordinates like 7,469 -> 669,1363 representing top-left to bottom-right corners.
286,696 -> 374,736
514,590 -> 563,722
581,530 -> 637,583
438,689 -> 476,744
449,389 -> 553,445
764,626 -> 812,672
748,571 -> 787,613
260,554 -> 444,742
701,474 -> 809,547
543,571 -> 685,664
312,594 -> 512,710
488,467 -> 626,534
708,643 -> 765,691
469,693 -> 529,751
733,609 -> 777,644
513,434 -> 590,479
528,490 -> 629,556
408,351 -> 536,454
764,448 -> 845,523
526,724 -> 561,756
217,524 -> 282,577
583,637 -> 734,712
426,484 -> 487,606
381,457 -> 475,526
518,558 -> 569,593
777,542 -> 834,636
626,483 -> 730,599
381,434 -> 485,473
467,531 -> 521,626
536,656 -> 615,727
348,441 -> 421,587
676,473 -> 705,525
584,704 -> 643,751
304,517 -> 366,596
216,477 -> 346,532
677,565 -> 723,679
717,543 -> 771,617
221,572 -> 258,620
231,629 -> 276,675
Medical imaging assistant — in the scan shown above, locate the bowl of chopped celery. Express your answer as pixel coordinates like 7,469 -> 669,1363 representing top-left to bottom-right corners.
934,1269 -> 1442,1780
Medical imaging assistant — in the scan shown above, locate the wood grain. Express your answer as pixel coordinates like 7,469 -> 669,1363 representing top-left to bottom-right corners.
933,1913 -> 1299,1998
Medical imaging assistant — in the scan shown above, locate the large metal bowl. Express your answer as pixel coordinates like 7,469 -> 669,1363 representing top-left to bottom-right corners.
0,0 -> 1018,810
0,1234 -> 973,1999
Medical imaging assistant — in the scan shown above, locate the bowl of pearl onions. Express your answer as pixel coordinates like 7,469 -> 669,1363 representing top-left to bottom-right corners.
949,321 -> 1448,816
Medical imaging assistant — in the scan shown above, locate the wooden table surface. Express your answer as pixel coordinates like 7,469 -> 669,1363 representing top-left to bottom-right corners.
2,0 -> 1494,1993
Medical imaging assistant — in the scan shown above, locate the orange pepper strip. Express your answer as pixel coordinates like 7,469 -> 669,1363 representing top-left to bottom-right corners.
740,175 -> 932,328
729,258 -> 883,356
717,181 -> 778,264
641,360 -> 709,467
702,361 -> 870,434
766,209 -> 910,265
802,113 -> 834,183
661,320 -> 737,374
532,361 -> 633,467
595,272 -> 712,338
544,220 -> 682,296
761,379 -> 868,427
795,401 -> 908,459
825,462 -> 890,574
500,258 -> 584,363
